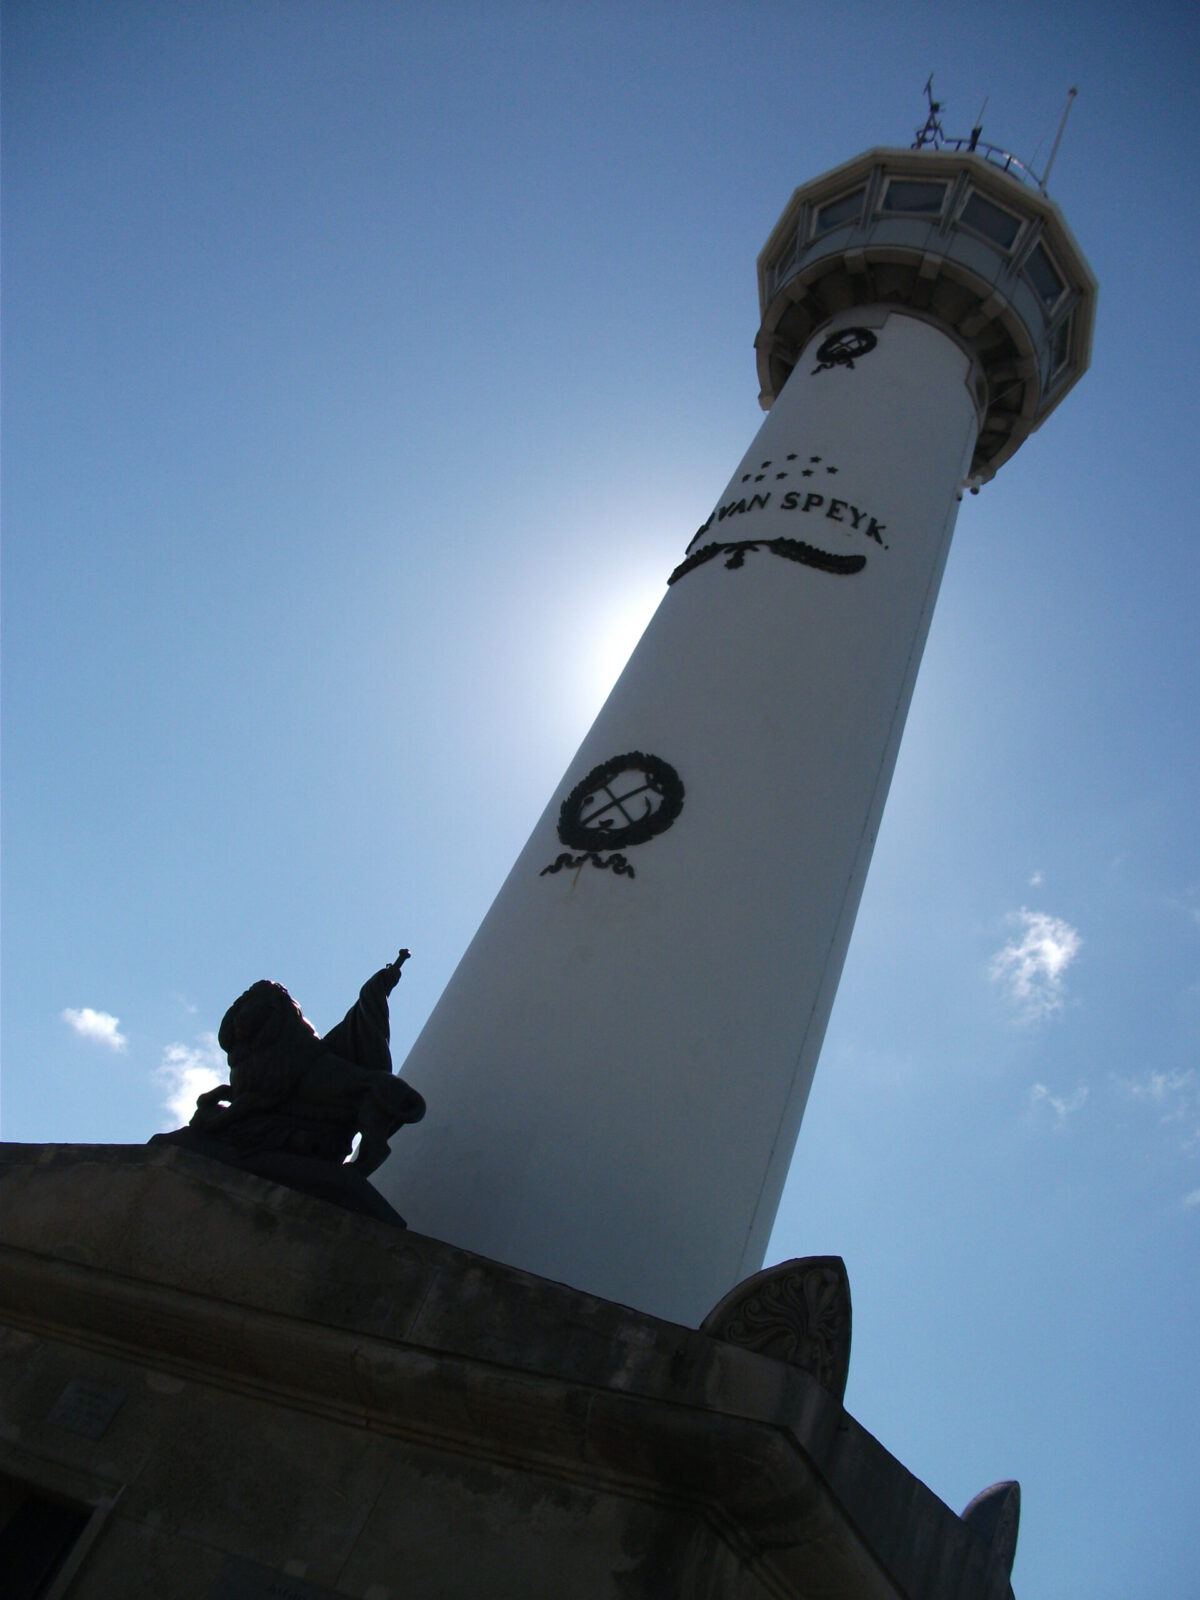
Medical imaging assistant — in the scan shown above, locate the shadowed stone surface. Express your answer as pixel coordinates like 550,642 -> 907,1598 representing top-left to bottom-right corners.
961,1482 -> 1021,1578
0,1143 -> 1019,1599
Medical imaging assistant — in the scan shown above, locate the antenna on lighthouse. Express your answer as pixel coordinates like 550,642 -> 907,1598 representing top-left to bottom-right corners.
907,78 -> 1075,193
1039,86 -> 1078,192
968,95 -> 988,151
913,75 -> 945,148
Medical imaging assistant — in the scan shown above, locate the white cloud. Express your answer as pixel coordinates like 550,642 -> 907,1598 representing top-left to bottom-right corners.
156,1033 -> 225,1127
1113,1067 -> 1199,1153
1183,1189 -> 1200,1210
990,908 -> 1081,1021
1116,1066 -> 1196,1117
62,1007 -> 128,1051
1029,1082 -> 1089,1125
1029,869 -> 1044,887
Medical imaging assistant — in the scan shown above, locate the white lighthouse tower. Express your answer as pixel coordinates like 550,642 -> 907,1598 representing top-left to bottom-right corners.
381,116 -> 1096,1326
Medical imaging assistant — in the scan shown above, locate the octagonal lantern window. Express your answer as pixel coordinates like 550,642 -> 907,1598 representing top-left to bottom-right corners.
959,190 -> 1025,251
812,187 -> 866,236
1024,240 -> 1067,311
1049,312 -> 1073,377
880,177 -> 948,216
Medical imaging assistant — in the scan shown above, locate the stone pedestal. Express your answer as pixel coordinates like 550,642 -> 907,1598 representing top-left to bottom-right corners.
0,1144 -> 1016,1599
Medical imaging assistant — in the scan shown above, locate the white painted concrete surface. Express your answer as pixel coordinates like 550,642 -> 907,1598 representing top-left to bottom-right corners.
380,309 -> 981,1325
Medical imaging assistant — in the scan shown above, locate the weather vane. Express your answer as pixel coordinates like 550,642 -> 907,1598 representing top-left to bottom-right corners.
912,75 -> 946,148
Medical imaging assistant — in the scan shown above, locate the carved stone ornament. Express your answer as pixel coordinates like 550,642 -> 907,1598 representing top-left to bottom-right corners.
700,1256 -> 852,1400
150,950 -> 424,1225
960,1480 -> 1021,1577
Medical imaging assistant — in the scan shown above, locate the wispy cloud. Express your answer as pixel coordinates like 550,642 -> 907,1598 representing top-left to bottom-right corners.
1113,1067 -> 1199,1158
1183,1189 -> 1200,1210
990,908 -> 1081,1021
62,1007 -> 127,1051
1115,1066 -> 1196,1119
1029,869 -> 1044,887
156,1033 -> 224,1127
1028,1082 -> 1089,1126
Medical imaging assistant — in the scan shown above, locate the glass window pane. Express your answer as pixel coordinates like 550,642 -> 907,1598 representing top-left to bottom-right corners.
960,192 -> 1023,250
1050,315 -> 1072,374
814,188 -> 865,233
1025,242 -> 1066,308
881,179 -> 947,215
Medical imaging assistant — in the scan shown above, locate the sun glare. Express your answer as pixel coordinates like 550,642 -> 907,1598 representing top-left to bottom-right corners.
575,575 -> 665,714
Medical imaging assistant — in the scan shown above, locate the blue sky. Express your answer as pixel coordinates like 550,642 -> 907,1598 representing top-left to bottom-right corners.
3,3 -> 1198,1594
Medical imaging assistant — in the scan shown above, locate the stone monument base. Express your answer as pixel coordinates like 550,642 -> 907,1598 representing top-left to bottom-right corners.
0,1144 -> 1016,1599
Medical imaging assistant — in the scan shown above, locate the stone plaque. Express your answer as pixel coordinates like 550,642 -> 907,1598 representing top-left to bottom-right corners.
45,1377 -> 126,1440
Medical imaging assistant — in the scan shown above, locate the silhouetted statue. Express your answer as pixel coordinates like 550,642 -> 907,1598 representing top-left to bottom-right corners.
152,951 -> 424,1224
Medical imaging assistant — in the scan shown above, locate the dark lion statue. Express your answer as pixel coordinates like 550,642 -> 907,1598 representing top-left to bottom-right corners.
167,951 -> 425,1181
